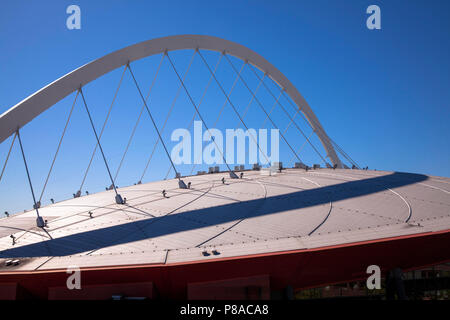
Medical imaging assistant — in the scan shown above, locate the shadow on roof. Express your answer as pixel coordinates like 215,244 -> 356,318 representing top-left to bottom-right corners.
0,171 -> 428,258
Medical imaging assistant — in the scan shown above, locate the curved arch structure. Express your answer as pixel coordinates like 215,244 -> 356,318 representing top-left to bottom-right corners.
0,35 -> 342,167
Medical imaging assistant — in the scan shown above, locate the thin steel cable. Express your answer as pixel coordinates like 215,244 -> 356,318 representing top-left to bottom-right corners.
39,91 -> 79,203
79,88 -> 119,196
277,86 -> 359,168
197,51 -> 272,166
248,64 -> 327,165
114,54 -> 165,183
223,54 -> 303,164
241,73 -> 265,118
289,130 -> 314,164
282,107 -> 300,134
165,53 -> 224,179
166,51 -> 235,174
128,62 -> 181,179
16,130 -> 41,218
261,90 -> 283,128
0,132 -> 17,183
189,62 -> 261,176
186,54 -> 242,176
139,51 -> 196,182
79,64 -> 128,191
212,61 -> 245,127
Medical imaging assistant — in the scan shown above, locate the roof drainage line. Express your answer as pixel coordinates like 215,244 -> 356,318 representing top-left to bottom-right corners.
223,53 -> 303,165
196,179 -> 267,248
115,54 -> 165,184
387,187 -> 412,223
248,64 -> 328,166
307,170 -> 412,223
166,50 -> 237,178
187,54 -> 242,177
300,177 -> 333,236
198,51 -> 272,167
39,90 -> 79,204
0,131 -> 17,183
79,65 -> 128,193
78,87 -> 124,204
86,181 -> 215,256
127,62 -> 183,183
140,51 -> 196,182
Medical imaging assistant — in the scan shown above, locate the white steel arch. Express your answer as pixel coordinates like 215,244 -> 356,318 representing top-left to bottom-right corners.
0,34 -> 342,167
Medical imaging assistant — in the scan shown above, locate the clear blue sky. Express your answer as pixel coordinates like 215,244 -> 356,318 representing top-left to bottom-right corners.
1,0 -> 449,214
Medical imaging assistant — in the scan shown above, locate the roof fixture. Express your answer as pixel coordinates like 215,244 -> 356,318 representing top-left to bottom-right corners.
115,194 -> 125,204
252,163 -> 261,171
178,179 -> 188,189
294,162 -> 307,170
229,171 -> 239,179
36,216 -> 45,228
4,211 -> 9,217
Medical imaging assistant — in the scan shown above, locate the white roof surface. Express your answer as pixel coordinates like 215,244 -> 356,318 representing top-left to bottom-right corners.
0,168 -> 449,272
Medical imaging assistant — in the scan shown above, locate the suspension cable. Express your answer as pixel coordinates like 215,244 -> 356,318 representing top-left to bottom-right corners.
282,107 -> 300,134
212,61 -> 245,128
79,87 -> 120,197
16,130 -> 41,219
114,54 -> 165,183
186,54 -> 242,177
277,86 -> 359,168
128,62 -> 181,180
166,51 -> 237,176
241,73 -> 265,118
223,54 -> 303,164
289,130 -> 314,164
165,53 -> 224,179
248,64 -> 327,165
139,51 -> 196,182
197,51 -> 273,167
261,90 -> 283,128
39,91 -> 79,203
79,64 -> 128,192
0,132 -> 17,184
